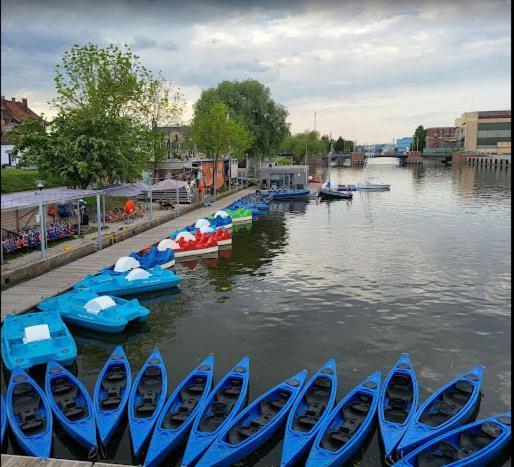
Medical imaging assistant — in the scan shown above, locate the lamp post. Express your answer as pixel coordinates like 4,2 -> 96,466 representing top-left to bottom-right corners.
36,180 -> 46,259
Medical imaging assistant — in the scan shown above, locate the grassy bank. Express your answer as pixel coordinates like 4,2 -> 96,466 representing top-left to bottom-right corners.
1,168 -> 64,194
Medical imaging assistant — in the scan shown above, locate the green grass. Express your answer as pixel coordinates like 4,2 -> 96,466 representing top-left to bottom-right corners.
1,167 -> 64,194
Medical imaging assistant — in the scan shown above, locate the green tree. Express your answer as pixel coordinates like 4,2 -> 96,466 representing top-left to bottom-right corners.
410,125 -> 427,152
334,137 -> 345,153
192,102 -> 252,196
279,131 -> 326,163
193,79 -> 289,159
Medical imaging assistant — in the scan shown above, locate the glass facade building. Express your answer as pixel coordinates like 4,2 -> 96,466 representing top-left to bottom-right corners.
396,137 -> 413,154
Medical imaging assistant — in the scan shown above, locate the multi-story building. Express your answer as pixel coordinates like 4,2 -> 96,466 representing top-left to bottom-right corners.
395,137 -> 413,154
455,110 -> 511,154
425,127 -> 459,149
158,126 -> 196,160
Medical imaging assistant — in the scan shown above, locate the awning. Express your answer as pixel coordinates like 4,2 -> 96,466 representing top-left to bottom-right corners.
102,182 -> 149,197
148,178 -> 189,191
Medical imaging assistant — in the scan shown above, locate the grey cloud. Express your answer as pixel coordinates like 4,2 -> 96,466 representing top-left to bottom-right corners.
130,36 -> 178,51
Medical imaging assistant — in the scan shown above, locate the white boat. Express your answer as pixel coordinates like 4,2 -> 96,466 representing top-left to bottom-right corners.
347,180 -> 390,191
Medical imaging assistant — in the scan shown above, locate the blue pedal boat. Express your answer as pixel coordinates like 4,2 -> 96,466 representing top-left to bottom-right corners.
1,310 -> 77,371
37,289 -> 150,333
45,359 -> 97,453
196,369 -> 308,467
182,356 -> 250,466
130,246 -> 175,270
281,359 -> 338,466
73,265 -> 181,297
94,346 -> 132,446
259,189 -> 310,200
378,353 -> 419,458
396,365 -> 484,455
144,354 -> 215,467
394,412 -> 511,466
1,394 -> 7,444
128,348 -> 168,458
306,371 -> 382,467
6,366 -> 53,458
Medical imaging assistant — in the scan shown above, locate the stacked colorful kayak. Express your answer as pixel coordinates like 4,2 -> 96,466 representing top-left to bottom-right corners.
130,245 -> 175,269
36,289 -> 150,333
1,310 -> 77,370
73,265 -> 181,296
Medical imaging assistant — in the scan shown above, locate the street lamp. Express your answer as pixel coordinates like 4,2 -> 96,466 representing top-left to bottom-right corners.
35,180 -> 46,258
35,179 -> 45,191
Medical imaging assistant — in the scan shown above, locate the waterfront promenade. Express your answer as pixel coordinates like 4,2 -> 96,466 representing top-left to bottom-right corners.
1,188 -> 254,320
1,454 -> 131,467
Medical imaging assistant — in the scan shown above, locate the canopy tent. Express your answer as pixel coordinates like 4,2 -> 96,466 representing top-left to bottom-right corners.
1,187 -> 98,212
147,178 -> 189,191
102,182 -> 149,198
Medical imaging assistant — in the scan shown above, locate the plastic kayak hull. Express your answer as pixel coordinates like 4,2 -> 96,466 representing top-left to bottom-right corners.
259,189 -> 310,200
94,346 -> 132,446
306,371 -> 382,467
7,367 -> 53,457
45,359 -> 97,452
281,359 -> 338,467
396,365 -> 484,454
182,356 -> 250,466
378,353 -> 419,457
1,395 -> 7,444
128,348 -> 168,458
144,354 -> 215,467
196,369 -> 308,467
318,189 -> 353,200
394,412 -> 511,466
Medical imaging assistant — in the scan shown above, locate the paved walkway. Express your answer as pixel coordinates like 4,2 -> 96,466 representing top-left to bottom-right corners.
1,188 -> 254,320
1,455 -> 131,467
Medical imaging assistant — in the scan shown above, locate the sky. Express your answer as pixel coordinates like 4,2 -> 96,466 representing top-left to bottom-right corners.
1,0 -> 511,144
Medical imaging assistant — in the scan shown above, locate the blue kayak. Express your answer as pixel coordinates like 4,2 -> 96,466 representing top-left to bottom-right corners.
196,369 -> 308,467
144,354 -> 215,467
396,365 -> 484,454
259,189 -> 310,200
130,246 -> 175,270
45,359 -> 97,453
1,310 -> 77,371
128,348 -> 168,458
182,356 -> 250,466
6,366 -> 53,457
37,289 -> 150,333
281,359 -> 338,466
1,394 -> 7,444
394,412 -> 511,466
378,353 -> 419,458
94,346 -> 132,446
306,371 -> 382,467
73,265 -> 181,297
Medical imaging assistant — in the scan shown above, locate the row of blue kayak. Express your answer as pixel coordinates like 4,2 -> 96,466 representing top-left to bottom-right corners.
1,351 -> 510,466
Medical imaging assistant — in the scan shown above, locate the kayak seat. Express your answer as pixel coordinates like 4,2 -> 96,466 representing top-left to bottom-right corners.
419,400 -> 459,427
457,422 -> 500,459
135,366 -> 162,418
12,382 -> 46,434
292,376 -> 332,432
218,379 -> 243,403
100,364 -> 127,410
162,377 -> 207,430
51,378 -> 87,421
385,375 -> 413,424
442,381 -> 473,407
417,441 -> 459,467
197,379 -> 242,433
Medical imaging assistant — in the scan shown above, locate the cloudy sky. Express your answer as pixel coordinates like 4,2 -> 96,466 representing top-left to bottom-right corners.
1,0 -> 511,143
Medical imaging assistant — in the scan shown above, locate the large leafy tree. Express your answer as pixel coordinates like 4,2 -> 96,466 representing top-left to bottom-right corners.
410,125 -> 427,152
279,131 -> 326,163
193,79 -> 289,158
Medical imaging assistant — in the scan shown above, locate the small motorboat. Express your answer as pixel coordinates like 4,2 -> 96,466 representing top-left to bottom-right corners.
94,346 -> 132,446
128,348 -> 168,458
225,207 -> 253,223
1,395 -> 7,444
196,370 -> 308,466
45,359 -> 97,453
37,289 -> 150,333
6,366 -> 53,457
349,181 -> 390,191
182,356 -> 250,466
318,188 -> 353,200
378,353 -> 419,458
257,189 -> 310,200
130,245 -> 175,269
306,371 -> 382,466
1,310 -> 77,371
281,359 -> 338,466
73,265 -> 181,296
144,354 -> 215,467
396,365 -> 484,454
394,413 -> 511,466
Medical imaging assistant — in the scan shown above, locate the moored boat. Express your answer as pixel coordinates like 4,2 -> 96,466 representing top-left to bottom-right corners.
1,395 -> 7,444
225,207 -> 253,223
318,189 -> 353,200
165,232 -> 219,258
130,245 -> 176,269
258,189 -> 310,200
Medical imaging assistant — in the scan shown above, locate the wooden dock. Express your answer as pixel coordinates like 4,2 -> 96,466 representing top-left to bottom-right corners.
1,455 -> 131,467
1,188 -> 254,320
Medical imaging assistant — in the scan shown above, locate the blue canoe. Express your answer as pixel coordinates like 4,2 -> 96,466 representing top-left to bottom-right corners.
6,367 -> 53,457
94,346 -> 132,446
196,369 -> 308,467
281,359 -> 338,466
128,348 -> 168,458
45,359 -> 97,453
306,371 -> 382,467
259,189 -> 310,200
73,265 -> 181,297
37,289 -> 150,333
1,310 -> 77,371
394,412 -> 511,466
378,353 -> 419,458
1,394 -> 7,444
396,365 -> 484,454
144,354 -> 215,467
130,246 -> 175,270
182,356 -> 250,466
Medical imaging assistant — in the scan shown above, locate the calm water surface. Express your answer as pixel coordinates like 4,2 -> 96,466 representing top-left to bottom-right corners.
4,160 -> 511,465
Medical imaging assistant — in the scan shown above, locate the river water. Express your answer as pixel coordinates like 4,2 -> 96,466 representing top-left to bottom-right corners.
3,159 -> 511,465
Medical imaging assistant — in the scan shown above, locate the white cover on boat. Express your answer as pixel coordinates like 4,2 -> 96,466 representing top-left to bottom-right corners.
199,225 -> 214,234
195,218 -> 211,229
84,296 -> 116,314
214,210 -> 229,219
114,256 -> 140,272
157,239 -> 179,251
23,324 -> 51,344
321,181 -> 337,189
176,231 -> 196,242
126,268 -> 151,281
